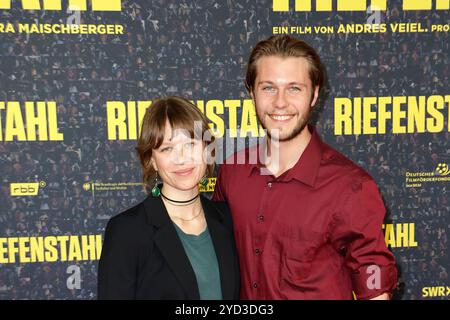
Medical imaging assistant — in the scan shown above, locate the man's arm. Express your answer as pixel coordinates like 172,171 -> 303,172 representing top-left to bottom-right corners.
370,293 -> 390,300
330,176 -> 398,300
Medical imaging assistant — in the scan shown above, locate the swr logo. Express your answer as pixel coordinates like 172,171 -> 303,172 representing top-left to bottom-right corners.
273,0 -> 449,11
0,0 -> 121,11
422,286 -> 450,297
10,182 -> 44,196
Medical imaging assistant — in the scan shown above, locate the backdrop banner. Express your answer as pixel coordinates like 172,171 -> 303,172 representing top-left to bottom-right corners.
0,0 -> 448,300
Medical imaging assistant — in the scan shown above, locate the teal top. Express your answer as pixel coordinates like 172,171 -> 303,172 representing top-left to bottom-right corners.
173,223 -> 223,300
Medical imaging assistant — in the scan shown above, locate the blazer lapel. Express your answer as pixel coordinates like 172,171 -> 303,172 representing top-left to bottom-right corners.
144,196 -> 200,300
201,196 -> 236,300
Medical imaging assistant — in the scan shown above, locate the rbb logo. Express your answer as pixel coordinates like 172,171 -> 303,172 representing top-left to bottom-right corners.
272,0 -> 449,11
0,0 -> 121,11
10,183 -> 41,196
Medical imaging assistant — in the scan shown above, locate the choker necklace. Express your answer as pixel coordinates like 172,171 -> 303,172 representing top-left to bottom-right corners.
160,191 -> 199,204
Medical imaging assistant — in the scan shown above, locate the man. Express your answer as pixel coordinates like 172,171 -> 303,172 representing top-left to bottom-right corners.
212,35 -> 397,300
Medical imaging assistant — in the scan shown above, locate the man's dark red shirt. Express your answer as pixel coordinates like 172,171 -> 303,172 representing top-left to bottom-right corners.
212,125 -> 397,299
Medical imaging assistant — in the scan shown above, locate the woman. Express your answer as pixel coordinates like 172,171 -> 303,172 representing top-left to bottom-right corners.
97,96 -> 240,300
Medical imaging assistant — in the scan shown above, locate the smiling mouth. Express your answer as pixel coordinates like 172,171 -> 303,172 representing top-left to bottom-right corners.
174,168 -> 194,176
268,114 -> 295,122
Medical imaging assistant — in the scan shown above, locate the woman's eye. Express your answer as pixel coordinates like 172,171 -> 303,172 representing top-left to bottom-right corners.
262,86 -> 274,91
161,147 -> 172,152
289,87 -> 301,92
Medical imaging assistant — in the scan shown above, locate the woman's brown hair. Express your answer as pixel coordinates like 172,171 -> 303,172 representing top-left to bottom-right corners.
135,96 -> 215,190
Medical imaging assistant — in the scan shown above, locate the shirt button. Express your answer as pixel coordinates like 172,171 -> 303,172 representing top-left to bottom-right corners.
252,283 -> 258,289
267,182 -> 272,188
255,248 -> 262,254
258,215 -> 264,222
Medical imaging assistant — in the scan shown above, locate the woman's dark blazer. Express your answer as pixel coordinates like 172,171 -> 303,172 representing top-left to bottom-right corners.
97,194 -> 240,300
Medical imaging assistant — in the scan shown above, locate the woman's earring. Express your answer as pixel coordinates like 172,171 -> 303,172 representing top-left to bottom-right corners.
151,172 -> 161,197
200,175 -> 208,188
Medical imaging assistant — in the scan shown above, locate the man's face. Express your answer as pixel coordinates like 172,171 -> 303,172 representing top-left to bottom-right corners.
252,56 -> 319,141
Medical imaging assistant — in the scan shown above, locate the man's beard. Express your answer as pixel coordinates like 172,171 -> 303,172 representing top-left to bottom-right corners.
258,110 -> 311,142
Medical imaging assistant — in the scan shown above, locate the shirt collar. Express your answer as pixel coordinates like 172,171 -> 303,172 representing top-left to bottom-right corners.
248,124 -> 323,187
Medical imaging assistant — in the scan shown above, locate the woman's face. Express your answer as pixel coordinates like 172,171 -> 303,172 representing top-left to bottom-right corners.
151,121 -> 207,192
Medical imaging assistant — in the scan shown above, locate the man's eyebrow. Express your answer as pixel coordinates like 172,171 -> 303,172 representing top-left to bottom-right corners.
257,81 -> 307,86
257,81 -> 274,85
287,82 -> 307,86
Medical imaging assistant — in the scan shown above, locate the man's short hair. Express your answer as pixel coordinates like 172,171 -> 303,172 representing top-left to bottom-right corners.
245,35 -> 325,94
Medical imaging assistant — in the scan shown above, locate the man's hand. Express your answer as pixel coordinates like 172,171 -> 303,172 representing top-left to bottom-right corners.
369,293 -> 390,300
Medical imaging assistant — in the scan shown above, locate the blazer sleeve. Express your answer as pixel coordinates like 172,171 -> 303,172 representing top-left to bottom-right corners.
213,201 -> 241,300
97,215 -> 138,299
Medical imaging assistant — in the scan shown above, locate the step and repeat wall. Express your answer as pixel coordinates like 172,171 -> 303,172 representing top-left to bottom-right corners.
0,0 -> 448,299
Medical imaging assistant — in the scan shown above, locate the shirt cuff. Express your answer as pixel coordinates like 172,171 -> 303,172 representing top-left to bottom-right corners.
351,264 -> 398,300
